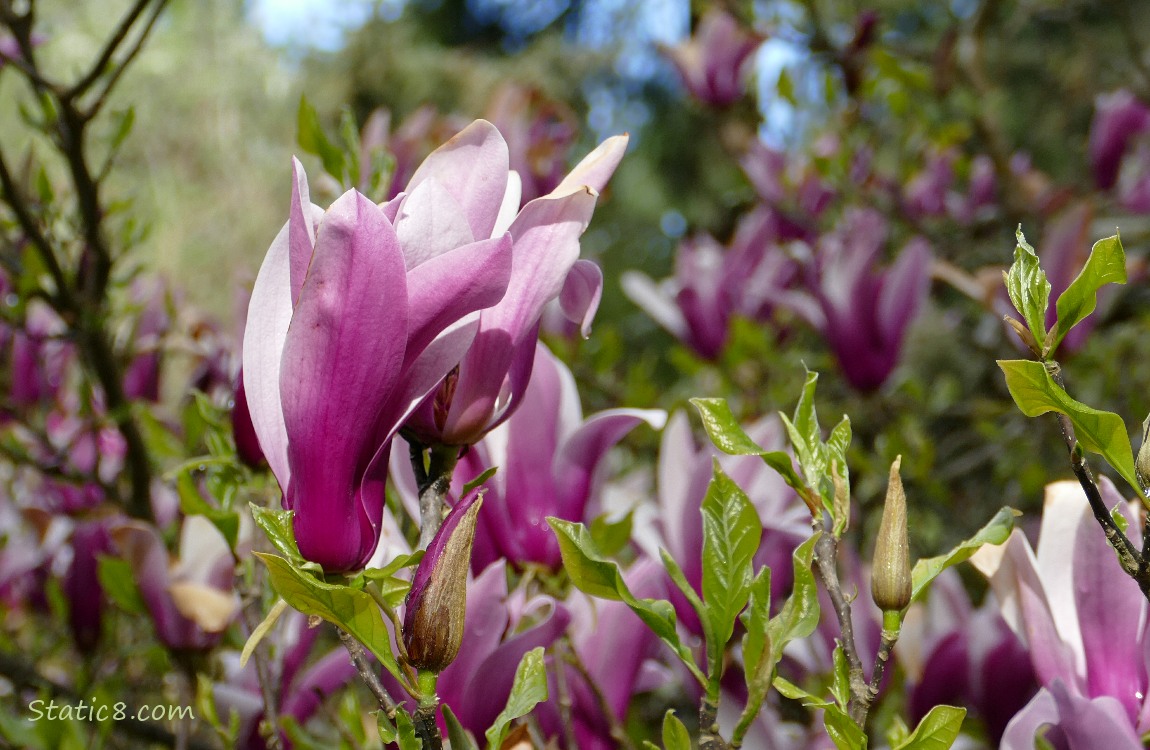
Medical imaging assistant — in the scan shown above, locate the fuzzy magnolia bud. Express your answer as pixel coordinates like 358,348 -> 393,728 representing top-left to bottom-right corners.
871,456 -> 912,613
403,492 -> 483,673
1136,415 -> 1150,495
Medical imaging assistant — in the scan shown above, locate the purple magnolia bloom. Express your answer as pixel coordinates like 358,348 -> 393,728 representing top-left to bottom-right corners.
664,9 -> 765,107
111,515 -> 239,651
634,410 -> 808,636
777,209 -> 931,392
903,150 -> 956,219
63,519 -> 113,654
972,479 -> 1150,749
899,570 -> 1037,743
536,557 -> 666,749
8,300 -> 70,409
443,342 -> 664,571
1089,89 -> 1150,191
403,123 -> 629,447
242,138 -> 514,571
622,207 -> 800,360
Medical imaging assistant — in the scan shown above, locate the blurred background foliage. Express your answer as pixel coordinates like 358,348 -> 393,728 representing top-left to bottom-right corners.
9,0 -> 1150,567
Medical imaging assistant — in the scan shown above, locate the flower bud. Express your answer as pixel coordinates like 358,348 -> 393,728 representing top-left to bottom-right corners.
1136,415 -> 1150,494
871,456 -> 911,613
403,492 -> 483,673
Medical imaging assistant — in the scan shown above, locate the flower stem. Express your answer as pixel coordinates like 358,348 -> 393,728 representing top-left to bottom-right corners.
416,443 -> 460,549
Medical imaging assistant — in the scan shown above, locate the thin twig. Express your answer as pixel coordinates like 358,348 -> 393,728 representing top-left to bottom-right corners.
337,627 -> 398,714
551,640 -> 580,750
82,0 -> 171,120
810,520 -> 870,725
67,0 -> 155,101
240,597 -> 284,750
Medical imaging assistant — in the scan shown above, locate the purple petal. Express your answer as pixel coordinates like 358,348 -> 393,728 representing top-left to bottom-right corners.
289,157 -> 316,302
559,259 -> 603,338
402,233 -> 513,367
404,119 -> 510,242
552,134 -> 628,196
279,190 -> 409,571
393,178 -> 477,269
876,235 -> 931,346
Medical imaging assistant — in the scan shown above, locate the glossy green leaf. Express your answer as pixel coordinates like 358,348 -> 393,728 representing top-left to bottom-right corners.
1049,234 -> 1125,352
691,398 -> 814,507
998,359 -> 1141,495
1005,227 -> 1050,345
376,707 -> 397,743
739,567 -> 771,684
894,705 -> 966,750
824,705 -> 868,750
691,397 -> 767,455
250,503 -> 304,563
831,646 -> 850,710
590,510 -> 634,558
254,552 -> 401,681
661,710 -> 691,750
911,506 -> 1017,601
443,705 -> 478,750
461,466 -> 499,497
395,706 -> 422,750
550,518 -> 703,684
485,647 -> 548,750
768,534 -> 821,667
701,461 -> 762,655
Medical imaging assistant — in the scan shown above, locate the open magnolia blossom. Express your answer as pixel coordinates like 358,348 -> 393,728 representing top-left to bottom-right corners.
112,515 -> 240,650
972,478 -> 1150,749
243,120 -> 627,571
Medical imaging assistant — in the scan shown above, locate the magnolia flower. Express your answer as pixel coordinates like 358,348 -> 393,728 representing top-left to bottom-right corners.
485,83 -> 579,203
972,479 -> 1150,749
776,209 -> 931,391
122,277 -> 170,403
1089,89 -> 1150,192
622,207 -> 799,360
112,515 -> 239,651
403,122 -> 629,447
242,134 -> 514,571
63,519 -> 113,654
453,342 -> 662,571
664,9 -> 765,107
899,570 -> 1036,743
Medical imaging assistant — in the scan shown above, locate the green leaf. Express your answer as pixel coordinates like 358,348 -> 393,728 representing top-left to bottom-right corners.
97,556 -> 145,615
768,534 -> 821,668
589,510 -> 634,558
296,95 -> 346,183
254,552 -> 402,681
691,397 -> 814,508
1049,234 -> 1125,352
1005,227 -> 1051,346
250,503 -> 304,563
443,705 -> 478,750
772,676 -> 831,707
739,567 -> 771,684
691,397 -> 768,455
461,466 -> 499,497
824,705 -> 868,750
240,599 -> 288,668
734,567 -> 772,744
911,506 -> 1017,601
395,706 -> 423,750
550,518 -> 704,684
893,705 -> 966,750
485,647 -> 548,750
998,359 -> 1141,496
376,708 -> 397,743
701,462 -> 762,658
661,710 -> 691,750
109,107 -> 136,152
831,645 -> 850,710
